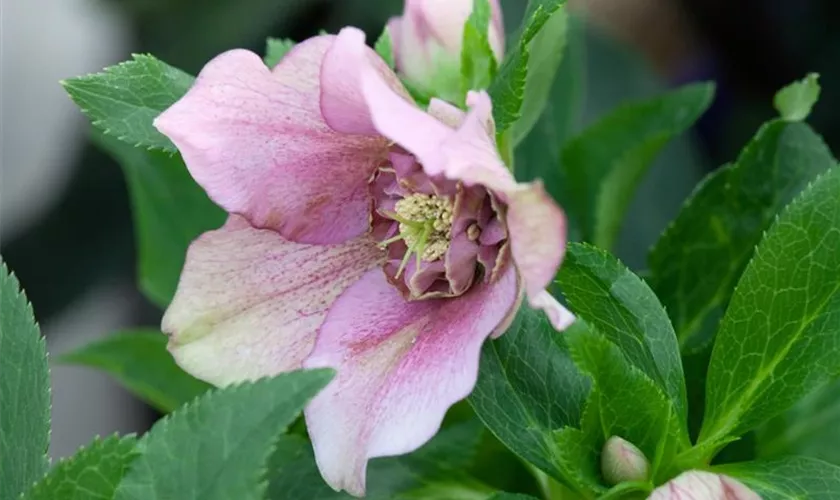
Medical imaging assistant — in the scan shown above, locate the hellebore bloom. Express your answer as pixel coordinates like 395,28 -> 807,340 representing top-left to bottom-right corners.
388,0 -> 504,103
155,26 -> 570,496
649,471 -> 761,500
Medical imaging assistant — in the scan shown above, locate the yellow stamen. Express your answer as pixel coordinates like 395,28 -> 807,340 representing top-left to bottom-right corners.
381,193 -> 454,276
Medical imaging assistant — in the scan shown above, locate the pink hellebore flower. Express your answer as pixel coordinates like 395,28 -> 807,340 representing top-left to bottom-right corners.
155,27 -> 570,496
388,0 -> 504,103
649,471 -> 762,500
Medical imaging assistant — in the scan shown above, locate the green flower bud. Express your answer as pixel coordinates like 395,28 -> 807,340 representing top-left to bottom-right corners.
601,436 -> 650,485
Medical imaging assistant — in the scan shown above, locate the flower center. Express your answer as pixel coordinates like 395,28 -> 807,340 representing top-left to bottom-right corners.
379,193 -> 454,277
369,153 -> 509,301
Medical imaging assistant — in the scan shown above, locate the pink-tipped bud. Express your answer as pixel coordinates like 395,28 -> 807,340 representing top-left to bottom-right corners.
387,0 -> 504,102
601,436 -> 651,485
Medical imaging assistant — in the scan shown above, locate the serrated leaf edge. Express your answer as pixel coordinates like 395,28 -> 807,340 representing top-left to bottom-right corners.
1,260 -> 52,496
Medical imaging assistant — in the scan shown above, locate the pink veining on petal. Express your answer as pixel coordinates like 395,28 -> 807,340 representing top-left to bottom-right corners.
320,27 -> 412,136
161,215 -> 384,387
303,264 -> 519,496
154,39 -> 385,245
648,471 -> 761,500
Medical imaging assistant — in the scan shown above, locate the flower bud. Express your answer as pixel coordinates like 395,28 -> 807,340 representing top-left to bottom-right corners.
601,436 -> 650,485
387,0 -> 504,102
649,471 -> 761,500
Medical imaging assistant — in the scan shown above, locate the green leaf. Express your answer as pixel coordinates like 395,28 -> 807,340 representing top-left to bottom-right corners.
716,456 -> 840,500
93,132 -> 225,307
264,37 -> 295,68
0,261 -> 50,500
373,29 -> 395,69
561,82 -> 714,249
114,369 -> 333,500
267,420 -> 495,499
468,307 -> 596,495
63,54 -> 194,152
486,494 -> 540,500
597,482 -> 652,500
60,329 -> 211,413
774,73 -> 820,122
24,435 -> 138,500
489,0 -> 566,134
699,166 -> 840,451
461,0 -> 498,97
509,6 -> 568,146
566,323 -> 682,481
556,243 -> 687,422
650,120 -> 836,353
513,14 -> 585,238
757,378 -> 840,465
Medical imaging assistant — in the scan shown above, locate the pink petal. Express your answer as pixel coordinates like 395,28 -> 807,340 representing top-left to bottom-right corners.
320,27 -> 412,136
387,18 -> 402,60
357,70 -> 568,322
444,93 -> 567,305
358,54 -> 453,165
405,0 -> 504,59
648,471 -> 761,500
530,291 -> 575,332
303,265 -> 519,495
154,39 -> 386,245
161,215 -> 384,386
427,97 -> 466,128
506,181 -> 568,300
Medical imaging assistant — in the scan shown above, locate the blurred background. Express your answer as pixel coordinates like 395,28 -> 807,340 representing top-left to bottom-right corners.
1,0 -> 838,460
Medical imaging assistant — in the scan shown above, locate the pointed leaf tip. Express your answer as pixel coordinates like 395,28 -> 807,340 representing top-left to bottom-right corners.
774,73 -> 820,122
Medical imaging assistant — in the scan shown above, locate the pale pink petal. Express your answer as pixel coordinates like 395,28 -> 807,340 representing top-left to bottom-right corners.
506,181 -> 568,300
154,39 -> 386,245
161,215 -> 384,387
303,265 -> 519,495
408,0 -> 504,58
386,18 -> 402,59
320,27 -> 411,136
443,92 -> 566,303
427,97 -> 465,128
648,471 -> 761,500
488,0 -> 504,52
529,291 -> 575,332
358,57 -> 453,165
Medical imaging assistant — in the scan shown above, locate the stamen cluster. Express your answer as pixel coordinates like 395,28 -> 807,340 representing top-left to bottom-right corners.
381,193 -> 454,276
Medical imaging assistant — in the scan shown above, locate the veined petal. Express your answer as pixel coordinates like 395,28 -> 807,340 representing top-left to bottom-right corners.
648,471 -> 761,500
303,265 -> 519,496
162,215 -> 384,387
154,38 -> 386,245
506,181 -> 568,301
320,27 -> 412,136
